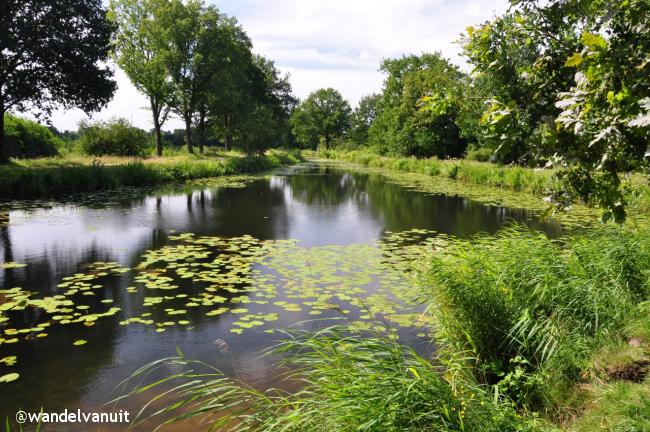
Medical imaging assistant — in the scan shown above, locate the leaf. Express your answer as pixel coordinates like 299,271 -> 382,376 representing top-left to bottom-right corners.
565,52 -> 583,67
1,262 -> 27,269
628,98 -> 650,127
581,32 -> 606,50
0,373 -> 19,383
73,339 -> 87,346
628,113 -> 650,128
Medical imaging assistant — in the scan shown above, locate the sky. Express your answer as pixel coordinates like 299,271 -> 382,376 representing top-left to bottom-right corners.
42,0 -> 510,132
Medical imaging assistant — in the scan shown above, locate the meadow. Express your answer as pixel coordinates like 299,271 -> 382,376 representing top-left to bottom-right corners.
0,149 -> 303,199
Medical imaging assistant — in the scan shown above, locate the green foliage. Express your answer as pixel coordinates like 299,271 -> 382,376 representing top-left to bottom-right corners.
120,326 -> 536,432
460,0 -> 650,220
291,88 -> 351,149
368,53 -> 468,158
3,114 -> 61,158
109,0 -> 173,156
0,0 -> 116,161
78,118 -> 149,157
349,93 -> 381,145
229,56 -> 297,154
554,0 -> 650,222
0,150 -> 302,199
317,149 -> 553,195
426,226 -> 650,409
464,146 -> 494,162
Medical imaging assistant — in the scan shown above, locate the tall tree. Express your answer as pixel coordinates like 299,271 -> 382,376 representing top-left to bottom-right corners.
156,0 -> 204,153
553,0 -> 650,221
0,0 -> 116,162
234,56 -> 297,154
369,53 -> 467,157
200,14 -> 254,152
291,88 -> 351,149
349,94 -> 380,145
109,0 -> 172,157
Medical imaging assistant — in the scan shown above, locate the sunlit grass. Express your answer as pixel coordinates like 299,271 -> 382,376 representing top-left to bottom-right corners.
117,326 -> 540,432
0,149 -> 303,199
312,149 -> 650,220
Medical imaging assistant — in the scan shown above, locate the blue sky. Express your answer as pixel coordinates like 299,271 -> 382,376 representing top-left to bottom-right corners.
47,0 -> 510,131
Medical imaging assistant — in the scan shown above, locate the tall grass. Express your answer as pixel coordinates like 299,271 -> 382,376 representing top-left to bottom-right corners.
314,149 -> 554,196
118,326 -> 538,432
0,150 -> 303,199
426,226 -> 650,410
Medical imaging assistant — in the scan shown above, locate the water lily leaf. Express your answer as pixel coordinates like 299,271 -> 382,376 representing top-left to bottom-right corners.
0,373 -> 19,383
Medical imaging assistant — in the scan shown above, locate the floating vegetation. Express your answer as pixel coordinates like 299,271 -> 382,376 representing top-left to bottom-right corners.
0,229 -> 439,356
0,372 -> 19,383
0,356 -> 17,366
1,262 -> 27,269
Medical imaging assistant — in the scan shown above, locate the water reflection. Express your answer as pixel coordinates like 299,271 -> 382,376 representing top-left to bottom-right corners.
0,163 -> 562,426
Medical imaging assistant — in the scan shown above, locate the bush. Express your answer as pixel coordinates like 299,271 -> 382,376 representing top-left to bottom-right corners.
3,114 -> 61,158
465,146 -> 494,162
79,118 -> 149,156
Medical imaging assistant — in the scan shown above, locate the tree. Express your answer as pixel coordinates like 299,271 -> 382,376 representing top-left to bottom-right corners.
0,0 -> 116,162
462,0 -> 650,221
109,0 -> 172,157
200,14 -> 255,152
554,0 -> 650,222
349,94 -> 380,145
291,88 -> 351,149
461,5 -> 580,164
155,0 -> 204,153
369,53 -> 468,158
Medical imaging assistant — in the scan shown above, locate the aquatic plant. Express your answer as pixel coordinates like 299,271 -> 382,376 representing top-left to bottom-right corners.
117,224 -> 650,431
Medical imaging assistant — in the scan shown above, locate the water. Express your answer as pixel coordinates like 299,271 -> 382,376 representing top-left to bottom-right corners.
0,162 -> 561,430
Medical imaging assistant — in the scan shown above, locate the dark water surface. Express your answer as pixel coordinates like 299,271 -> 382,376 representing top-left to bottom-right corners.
0,162 -> 561,430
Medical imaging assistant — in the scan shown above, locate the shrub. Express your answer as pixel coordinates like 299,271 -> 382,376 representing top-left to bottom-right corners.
3,114 -> 61,158
465,146 -> 494,162
78,118 -> 149,156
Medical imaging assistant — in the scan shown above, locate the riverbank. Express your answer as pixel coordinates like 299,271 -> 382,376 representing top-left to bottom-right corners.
309,149 -> 650,217
124,224 -> 650,431
0,149 -> 303,199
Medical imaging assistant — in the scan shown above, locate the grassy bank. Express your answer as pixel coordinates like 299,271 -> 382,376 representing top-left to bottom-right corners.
312,149 -> 556,195
310,149 -> 650,217
120,224 -> 650,431
0,149 -> 303,199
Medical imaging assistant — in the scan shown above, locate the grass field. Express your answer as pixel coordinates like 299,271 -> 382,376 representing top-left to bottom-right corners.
0,149 -> 303,199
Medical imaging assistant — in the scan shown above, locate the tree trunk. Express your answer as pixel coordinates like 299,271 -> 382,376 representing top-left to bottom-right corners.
0,104 -> 6,163
224,114 -> 232,151
198,110 -> 205,154
151,100 -> 163,157
154,124 -> 163,157
324,134 -> 331,150
185,115 -> 193,154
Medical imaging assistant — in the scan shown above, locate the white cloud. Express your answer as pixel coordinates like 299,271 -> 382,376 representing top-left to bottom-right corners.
39,0 -> 509,131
